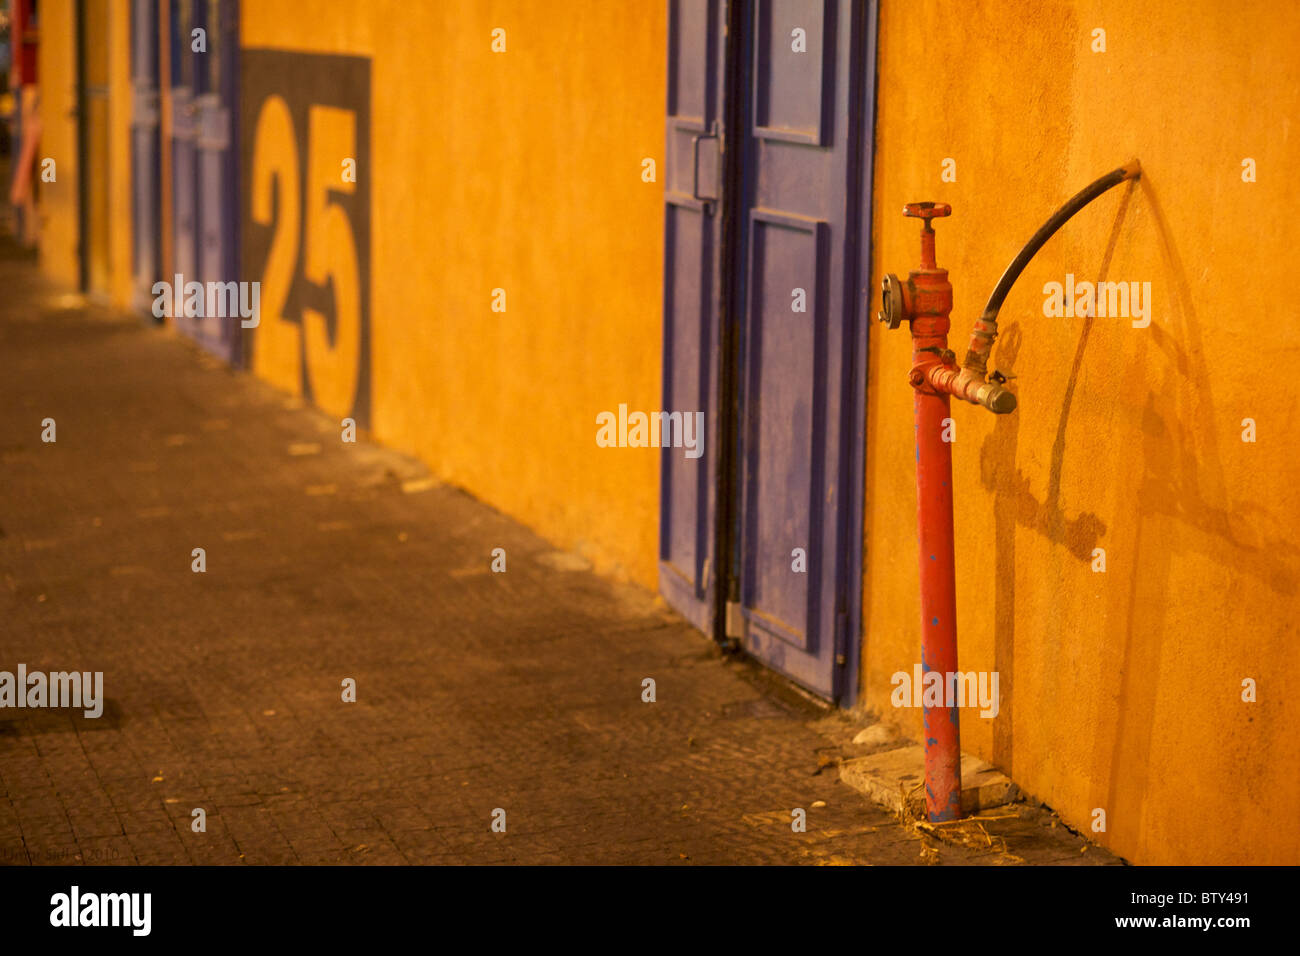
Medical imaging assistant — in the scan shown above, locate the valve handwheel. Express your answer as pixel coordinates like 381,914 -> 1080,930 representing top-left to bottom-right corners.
903,201 -> 952,220
878,202 -> 952,327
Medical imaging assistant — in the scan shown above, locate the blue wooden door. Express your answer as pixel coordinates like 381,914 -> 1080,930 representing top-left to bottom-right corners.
130,0 -> 162,315
169,0 -> 198,333
195,0 -> 240,362
734,0 -> 872,700
659,0 -> 727,638
170,0 -> 240,362
660,0 -> 873,702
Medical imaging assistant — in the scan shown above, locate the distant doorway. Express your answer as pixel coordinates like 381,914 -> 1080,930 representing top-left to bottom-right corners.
168,0 -> 240,362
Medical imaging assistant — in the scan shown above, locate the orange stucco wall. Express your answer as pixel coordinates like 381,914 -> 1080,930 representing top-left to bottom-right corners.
242,2 -> 667,587
36,0 -> 134,306
35,0 -> 79,288
864,0 -> 1300,864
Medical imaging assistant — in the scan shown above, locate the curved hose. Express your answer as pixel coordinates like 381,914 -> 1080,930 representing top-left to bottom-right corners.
959,159 -> 1142,413
980,159 -> 1142,324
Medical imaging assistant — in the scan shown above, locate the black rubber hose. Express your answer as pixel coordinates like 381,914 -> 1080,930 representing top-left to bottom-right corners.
979,160 -> 1141,322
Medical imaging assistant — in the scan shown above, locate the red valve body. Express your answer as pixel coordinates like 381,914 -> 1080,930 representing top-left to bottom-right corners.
901,210 -> 963,822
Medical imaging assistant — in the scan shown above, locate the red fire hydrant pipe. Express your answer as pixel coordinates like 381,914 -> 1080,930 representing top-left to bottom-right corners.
878,163 -> 1142,823
895,204 -> 965,821
914,362 -> 963,821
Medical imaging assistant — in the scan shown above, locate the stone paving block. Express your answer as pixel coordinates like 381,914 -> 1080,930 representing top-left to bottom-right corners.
839,744 -> 1018,816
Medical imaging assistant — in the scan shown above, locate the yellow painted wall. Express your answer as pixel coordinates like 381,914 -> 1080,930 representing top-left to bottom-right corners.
36,0 -> 79,287
864,0 -> 1300,864
107,0 -> 134,309
35,0 -> 135,307
242,1 -> 666,586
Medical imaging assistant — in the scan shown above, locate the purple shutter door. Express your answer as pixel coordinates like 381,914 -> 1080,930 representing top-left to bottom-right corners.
735,0 -> 872,700
169,0 -> 199,341
659,0 -> 726,637
194,0 -> 240,362
172,0 -> 240,363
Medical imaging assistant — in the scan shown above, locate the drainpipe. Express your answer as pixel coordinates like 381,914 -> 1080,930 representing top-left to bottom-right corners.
877,162 -> 1142,822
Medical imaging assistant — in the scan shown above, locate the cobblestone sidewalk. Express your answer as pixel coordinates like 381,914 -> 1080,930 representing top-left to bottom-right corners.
0,241 -> 1113,865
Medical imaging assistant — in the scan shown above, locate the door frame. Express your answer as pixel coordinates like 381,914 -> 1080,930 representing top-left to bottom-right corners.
837,0 -> 879,708
710,0 -> 749,650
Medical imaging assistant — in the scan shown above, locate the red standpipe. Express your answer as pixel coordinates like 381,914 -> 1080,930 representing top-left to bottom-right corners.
879,202 -> 1016,821
879,165 -> 1140,823
886,203 -> 964,821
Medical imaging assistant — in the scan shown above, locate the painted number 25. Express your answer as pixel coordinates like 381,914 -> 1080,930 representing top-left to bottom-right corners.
250,96 -> 362,418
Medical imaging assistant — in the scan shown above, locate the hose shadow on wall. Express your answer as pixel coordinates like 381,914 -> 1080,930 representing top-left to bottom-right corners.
981,170 -> 1298,846
1092,177 -> 1299,854
979,184 -> 1133,774
1129,178 -> 1299,592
